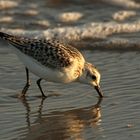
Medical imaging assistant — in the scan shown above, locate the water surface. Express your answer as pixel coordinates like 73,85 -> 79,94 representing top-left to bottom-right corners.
0,48 -> 140,140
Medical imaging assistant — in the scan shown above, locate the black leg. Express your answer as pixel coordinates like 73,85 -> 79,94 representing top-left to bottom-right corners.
36,78 -> 46,98
21,67 -> 31,97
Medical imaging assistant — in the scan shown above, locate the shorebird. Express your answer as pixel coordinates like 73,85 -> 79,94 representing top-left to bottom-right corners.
0,32 -> 103,98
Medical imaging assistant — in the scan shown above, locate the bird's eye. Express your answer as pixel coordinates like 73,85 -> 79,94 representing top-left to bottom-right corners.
91,75 -> 96,80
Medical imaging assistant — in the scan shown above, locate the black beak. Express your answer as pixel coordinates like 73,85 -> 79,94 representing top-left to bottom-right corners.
94,85 -> 103,98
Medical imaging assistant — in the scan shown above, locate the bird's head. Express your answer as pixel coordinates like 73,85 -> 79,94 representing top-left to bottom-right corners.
78,62 -> 103,98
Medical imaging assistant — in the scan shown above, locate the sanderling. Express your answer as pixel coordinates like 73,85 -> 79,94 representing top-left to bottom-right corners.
0,32 -> 103,98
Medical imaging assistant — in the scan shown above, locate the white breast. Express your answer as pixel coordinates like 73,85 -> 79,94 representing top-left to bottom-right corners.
11,46 -> 83,83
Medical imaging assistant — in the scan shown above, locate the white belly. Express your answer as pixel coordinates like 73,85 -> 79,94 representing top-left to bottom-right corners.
11,47 -> 76,83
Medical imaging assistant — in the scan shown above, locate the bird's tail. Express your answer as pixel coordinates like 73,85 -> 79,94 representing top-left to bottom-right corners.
0,32 -> 31,54
0,32 -> 12,40
0,32 -> 22,46
0,31 -> 25,52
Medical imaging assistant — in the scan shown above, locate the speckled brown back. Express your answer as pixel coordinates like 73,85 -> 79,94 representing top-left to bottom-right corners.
0,32 -> 84,69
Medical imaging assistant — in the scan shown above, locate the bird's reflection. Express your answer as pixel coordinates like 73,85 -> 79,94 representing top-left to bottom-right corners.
20,97 -> 31,128
20,97 -> 103,140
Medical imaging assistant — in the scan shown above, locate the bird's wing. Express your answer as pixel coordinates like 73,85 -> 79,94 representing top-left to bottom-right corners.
0,32 -> 83,69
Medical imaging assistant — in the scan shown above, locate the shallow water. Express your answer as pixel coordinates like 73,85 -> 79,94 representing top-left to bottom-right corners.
0,47 -> 140,140
0,0 -> 140,140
